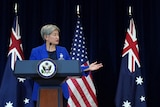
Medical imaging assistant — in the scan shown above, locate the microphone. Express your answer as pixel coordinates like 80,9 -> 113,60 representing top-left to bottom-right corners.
49,42 -> 52,52
48,43 -> 52,59
49,42 -> 52,46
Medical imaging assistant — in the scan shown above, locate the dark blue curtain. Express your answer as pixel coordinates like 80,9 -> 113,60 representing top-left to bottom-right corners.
0,0 -> 160,106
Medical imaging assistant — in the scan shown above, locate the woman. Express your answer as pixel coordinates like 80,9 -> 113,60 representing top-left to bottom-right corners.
29,24 -> 103,103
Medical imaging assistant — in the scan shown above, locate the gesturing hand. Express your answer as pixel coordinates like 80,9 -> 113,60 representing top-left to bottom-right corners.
84,61 -> 103,71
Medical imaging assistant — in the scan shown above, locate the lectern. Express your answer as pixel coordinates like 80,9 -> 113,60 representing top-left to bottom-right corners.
14,59 -> 81,107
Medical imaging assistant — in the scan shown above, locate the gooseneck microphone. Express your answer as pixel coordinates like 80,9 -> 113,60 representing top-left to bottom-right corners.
48,43 -> 52,59
49,42 -> 52,46
48,43 -> 57,60
49,43 -> 52,52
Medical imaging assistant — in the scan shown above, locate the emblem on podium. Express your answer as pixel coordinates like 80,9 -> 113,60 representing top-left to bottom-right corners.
37,58 -> 57,79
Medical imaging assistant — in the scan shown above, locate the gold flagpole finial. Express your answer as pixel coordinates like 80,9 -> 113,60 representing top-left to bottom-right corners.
14,3 -> 17,14
129,6 -> 132,16
77,5 -> 80,16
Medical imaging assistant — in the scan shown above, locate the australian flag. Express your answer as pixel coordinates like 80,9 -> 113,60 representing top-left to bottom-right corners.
0,15 -> 34,107
115,18 -> 147,107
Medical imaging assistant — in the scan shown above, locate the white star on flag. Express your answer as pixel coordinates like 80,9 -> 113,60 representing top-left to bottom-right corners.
115,17 -> 147,107
17,77 -> 26,83
69,16 -> 98,106
0,13 -> 34,107
140,96 -> 145,102
24,98 -> 29,104
136,76 -> 143,85
122,100 -> 131,107
5,101 -> 13,107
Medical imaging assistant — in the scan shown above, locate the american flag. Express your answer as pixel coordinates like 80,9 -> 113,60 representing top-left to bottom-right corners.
70,16 -> 89,67
0,15 -> 34,107
66,16 -> 98,107
115,18 -> 147,107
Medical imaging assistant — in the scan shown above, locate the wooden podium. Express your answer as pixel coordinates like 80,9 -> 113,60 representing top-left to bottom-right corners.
39,87 -> 63,107
14,59 -> 81,107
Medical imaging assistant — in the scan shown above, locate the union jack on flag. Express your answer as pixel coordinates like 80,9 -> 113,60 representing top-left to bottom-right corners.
0,15 -> 34,107
122,18 -> 140,72
66,16 -> 98,107
9,16 -> 24,70
115,17 -> 147,107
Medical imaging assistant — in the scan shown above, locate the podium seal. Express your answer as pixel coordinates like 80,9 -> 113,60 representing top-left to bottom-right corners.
37,58 -> 57,79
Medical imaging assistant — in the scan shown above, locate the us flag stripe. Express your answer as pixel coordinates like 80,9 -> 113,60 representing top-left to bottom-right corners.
68,15 -> 98,107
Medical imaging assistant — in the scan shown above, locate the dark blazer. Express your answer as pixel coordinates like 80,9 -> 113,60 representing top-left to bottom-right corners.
29,43 -> 71,101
